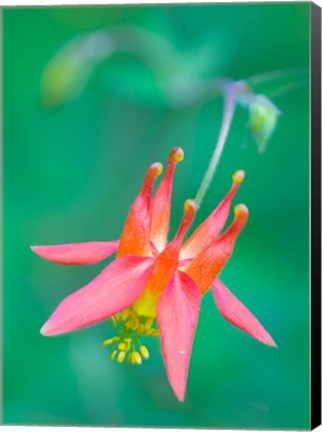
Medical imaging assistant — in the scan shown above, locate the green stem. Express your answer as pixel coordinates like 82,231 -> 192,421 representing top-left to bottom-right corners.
246,67 -> 307,86
194,82 -> 242,207
194,68 -> 304,207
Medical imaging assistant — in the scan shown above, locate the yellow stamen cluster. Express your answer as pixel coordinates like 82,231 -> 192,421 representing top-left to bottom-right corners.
103,308 -> 160,365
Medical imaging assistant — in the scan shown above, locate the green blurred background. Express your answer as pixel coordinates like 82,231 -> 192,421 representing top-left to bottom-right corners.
3,3 -> 310,429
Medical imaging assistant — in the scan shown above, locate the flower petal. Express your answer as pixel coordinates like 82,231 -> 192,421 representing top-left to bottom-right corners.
180,170 -> 245,260
157,270 -> 201,401
118,163 -> 163,258
146,200 -> 197,298
31,241 -> 119,265
212,278 -> 277,347
150,147 -> 184,252
41,256 -> 153,336
185,204 -> 248,294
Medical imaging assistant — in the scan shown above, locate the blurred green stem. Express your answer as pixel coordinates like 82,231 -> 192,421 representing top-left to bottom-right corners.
194,81 -> 246,207
246,67 -> 307,86
194,67 -> 306,206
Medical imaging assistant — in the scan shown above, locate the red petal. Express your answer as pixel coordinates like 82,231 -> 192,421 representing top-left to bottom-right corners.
180,170 -> 245,260
185,204 -> 248,294
157,270 -> 201,401
147,200 -> 197,298
118,163 -> 162,257
31,241 -> 119,265
40,256 -> 153,336
212,278 -> 277,347
150,147 -> 184,252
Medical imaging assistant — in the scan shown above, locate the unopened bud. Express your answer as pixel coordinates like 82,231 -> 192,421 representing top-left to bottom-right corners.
248,95 -> 281,152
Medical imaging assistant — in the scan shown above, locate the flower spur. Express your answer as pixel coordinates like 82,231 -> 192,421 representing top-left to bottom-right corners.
32,147 -> 276,401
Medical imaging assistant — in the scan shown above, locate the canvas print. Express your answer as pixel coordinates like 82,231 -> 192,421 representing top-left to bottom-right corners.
3,2 -> 318,429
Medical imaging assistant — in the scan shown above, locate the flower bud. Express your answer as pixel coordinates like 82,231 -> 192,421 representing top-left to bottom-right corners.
248,95 -> 281,152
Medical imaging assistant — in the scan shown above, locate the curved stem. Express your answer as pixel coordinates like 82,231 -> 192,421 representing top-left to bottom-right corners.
194,68 -> 301,207
194,82 -> 240,207
246,67 -> 307,86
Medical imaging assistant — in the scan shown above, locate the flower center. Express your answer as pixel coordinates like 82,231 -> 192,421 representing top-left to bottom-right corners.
103,308 -> 160,365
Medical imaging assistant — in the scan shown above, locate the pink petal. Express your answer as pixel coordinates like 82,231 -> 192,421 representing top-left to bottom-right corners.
184,203 -> 248,294
150,147 -> 184,252
117,163 -> 162,258
180,170 -> 245,260
212,279 -> 277,347
157,270 -> 201,401
31,241 -> 119,265
41,256 -> 153,336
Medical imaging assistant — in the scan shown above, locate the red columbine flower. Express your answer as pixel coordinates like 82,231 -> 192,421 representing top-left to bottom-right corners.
32,147 -> 276,401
